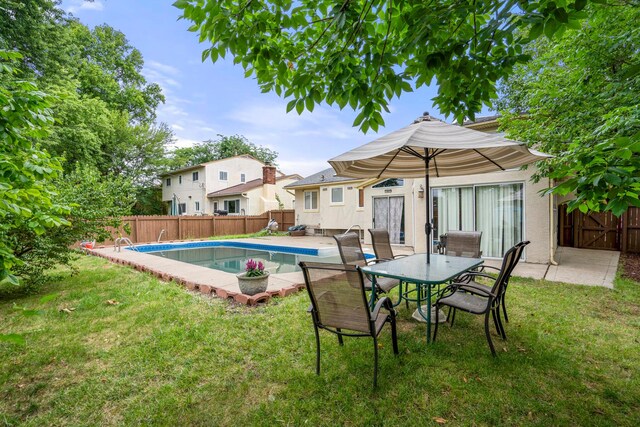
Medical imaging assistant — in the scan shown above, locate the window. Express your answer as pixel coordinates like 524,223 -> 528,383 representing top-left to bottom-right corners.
178,203 -> 186,215
372,178 -> 404,188
219,171 -> 228,181
330,187 -> 344,204
179,175 -> 182,184
166,178 -> 171,187
213,201 -> 219,211
240,173 -> 246,183
304,191 -> 318,210
195,201 -> 200,212
432,183 -> 524,258
192,171 -> 199,181
224,199 -> 240,214
358,189 -> 365,208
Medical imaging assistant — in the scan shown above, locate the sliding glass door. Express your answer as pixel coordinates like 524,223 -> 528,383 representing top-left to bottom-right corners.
432,183 -> 524,258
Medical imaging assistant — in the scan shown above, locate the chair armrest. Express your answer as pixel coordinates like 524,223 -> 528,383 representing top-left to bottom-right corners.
478,265 -> 500,273
456,283 -> 493,297
393,254 -> 409,259
365,258 -> 383,265
370,296 -> 394,320
456,271 -> 497,283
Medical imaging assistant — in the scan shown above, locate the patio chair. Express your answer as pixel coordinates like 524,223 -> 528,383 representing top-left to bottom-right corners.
453,241 -> 529,324
432,242 -> 524,356
442,231 -> 483,258
333,232 -> 400,298
299,262 -> 399,387
368,228 -> 412,307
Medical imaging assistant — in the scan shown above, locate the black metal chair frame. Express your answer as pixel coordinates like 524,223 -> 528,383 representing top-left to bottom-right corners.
299,261 -> 399,387
432,242 -> 527,356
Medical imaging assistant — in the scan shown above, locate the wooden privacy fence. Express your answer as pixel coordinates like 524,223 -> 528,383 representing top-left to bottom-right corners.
104,210 -> 295,244
558,205 -> 640,253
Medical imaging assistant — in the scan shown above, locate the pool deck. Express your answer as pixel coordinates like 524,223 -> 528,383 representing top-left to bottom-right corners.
89,236 -> 387,305
88,236 -> 617,306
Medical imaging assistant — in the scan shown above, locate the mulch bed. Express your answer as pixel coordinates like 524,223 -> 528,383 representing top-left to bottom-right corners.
619,253 -> 640,282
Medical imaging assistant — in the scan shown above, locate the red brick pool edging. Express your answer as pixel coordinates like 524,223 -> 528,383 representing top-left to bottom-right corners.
86,248 -> 306,306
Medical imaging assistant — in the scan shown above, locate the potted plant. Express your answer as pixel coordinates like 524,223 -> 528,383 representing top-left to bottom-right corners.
237,259 -> 269,295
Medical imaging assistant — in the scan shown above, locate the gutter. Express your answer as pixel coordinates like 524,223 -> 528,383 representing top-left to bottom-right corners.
549,177 -> 558,266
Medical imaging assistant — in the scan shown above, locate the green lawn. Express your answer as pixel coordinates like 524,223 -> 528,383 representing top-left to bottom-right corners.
1,256 -> 639,426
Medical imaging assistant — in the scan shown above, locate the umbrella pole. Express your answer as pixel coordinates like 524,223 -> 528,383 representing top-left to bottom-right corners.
424,153 -> 431,264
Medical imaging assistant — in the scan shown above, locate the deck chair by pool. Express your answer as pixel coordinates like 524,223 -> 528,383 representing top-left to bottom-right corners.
299,262 -> 399,387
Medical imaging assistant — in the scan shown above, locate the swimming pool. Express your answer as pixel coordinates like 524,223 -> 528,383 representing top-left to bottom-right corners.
131,241 -> 372,274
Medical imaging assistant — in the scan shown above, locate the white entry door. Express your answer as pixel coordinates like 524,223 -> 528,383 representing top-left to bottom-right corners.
373,196 -> 405,244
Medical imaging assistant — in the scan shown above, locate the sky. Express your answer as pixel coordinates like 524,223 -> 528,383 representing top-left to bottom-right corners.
62,0 -> 489,176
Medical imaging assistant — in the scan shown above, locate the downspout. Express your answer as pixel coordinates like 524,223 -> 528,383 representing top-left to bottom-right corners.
549,178 -> 558,266
411,181 -> 417,252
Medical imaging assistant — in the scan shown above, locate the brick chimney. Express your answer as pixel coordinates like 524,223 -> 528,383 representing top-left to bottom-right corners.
262,164 -> 276,185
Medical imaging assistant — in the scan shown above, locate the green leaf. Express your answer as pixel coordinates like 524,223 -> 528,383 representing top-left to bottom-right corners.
286,99 -> 296,113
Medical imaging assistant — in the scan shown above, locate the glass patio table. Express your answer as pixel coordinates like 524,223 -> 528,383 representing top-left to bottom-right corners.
362,254 -> 483,343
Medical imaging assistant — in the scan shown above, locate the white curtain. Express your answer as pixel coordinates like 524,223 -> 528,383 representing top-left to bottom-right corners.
389,196 -> 404,244
434,187 -> 474,237
476,184 -> 523,257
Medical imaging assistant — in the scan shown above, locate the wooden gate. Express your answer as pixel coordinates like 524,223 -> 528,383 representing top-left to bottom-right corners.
558,205 -> 640,252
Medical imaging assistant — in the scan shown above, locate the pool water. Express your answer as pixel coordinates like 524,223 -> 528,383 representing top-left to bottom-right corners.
147,246 -> 344,274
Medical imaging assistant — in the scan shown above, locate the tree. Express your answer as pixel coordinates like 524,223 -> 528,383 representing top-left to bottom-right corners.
175,0 -> 595,131
167,135 -> 278,169
0,50 -> 70,286
496,3 -> 640,215
7,166 -> 135,292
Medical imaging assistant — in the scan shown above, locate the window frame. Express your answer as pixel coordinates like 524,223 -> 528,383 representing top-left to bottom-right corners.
224,199 -> 241,214
330,186 -> 344,205
195,201 -> 200,212
166,178 -> 171,187
219,170 -> 228,181
178,203 -> 187,215
240,173 -> 246,183
304,190 -> 319,211
192,171 -> 199,182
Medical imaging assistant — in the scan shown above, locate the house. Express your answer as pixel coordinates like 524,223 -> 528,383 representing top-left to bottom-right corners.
161,155 -> 299,215
286,116 -> 555,264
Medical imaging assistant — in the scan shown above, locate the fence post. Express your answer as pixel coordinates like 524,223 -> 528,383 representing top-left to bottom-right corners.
134,217 -> 140,243
622,210 -> 629,253
178,216 -> 182,240
212,216 -> 216,237
244,215 -> 247,234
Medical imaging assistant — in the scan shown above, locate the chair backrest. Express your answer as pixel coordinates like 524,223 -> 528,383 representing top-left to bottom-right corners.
444,231 -> 482,258
333,232 -> 367,267
490,241 -> 530,297
368,229 -> 394,261
299,262 -> 372,334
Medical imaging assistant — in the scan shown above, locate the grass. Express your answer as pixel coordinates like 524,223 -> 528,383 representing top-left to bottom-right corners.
1,256 -> 639,426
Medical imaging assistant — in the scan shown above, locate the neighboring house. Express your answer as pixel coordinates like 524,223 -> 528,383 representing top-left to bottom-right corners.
161,155 -> 299,216
286,115 -> 556,264
207,170 -> 302,216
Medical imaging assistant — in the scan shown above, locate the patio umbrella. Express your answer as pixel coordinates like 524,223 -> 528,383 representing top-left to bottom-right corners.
328,113 -> 551,263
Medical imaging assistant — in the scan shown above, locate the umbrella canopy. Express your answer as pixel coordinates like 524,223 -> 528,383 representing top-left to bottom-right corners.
328,114 -> 551,262
329,115 -> 549,179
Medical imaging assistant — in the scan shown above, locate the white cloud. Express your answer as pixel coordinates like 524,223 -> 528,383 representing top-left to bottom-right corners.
67,0 -> 104,14
144,61 -> 182,91
171,124 -> 185,131
278,158 -> 331,177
